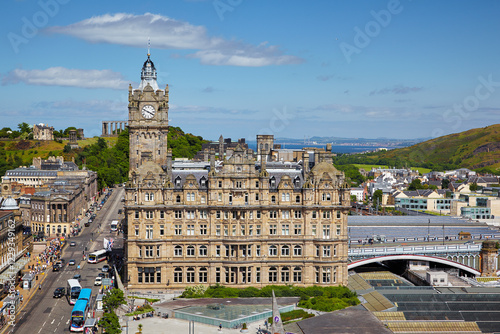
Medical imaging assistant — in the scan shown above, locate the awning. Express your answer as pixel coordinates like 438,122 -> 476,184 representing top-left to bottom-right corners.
0,257 -> 30,285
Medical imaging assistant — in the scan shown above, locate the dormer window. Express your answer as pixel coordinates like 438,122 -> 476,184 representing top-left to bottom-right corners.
175,176 -> 181,187
270,177 -> 276,187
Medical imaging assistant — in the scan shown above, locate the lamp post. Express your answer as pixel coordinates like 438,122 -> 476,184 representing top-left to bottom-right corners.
427,219 -> 430,242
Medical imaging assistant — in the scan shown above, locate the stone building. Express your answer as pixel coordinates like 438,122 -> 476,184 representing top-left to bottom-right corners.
32,123 -> 54,141
124,52 -> 351,291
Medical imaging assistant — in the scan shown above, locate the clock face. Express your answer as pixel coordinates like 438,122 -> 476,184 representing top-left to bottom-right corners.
141,105 -> 156,119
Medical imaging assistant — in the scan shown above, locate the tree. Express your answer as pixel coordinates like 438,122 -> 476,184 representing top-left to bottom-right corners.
441,179 -> 450,190
469,182 -> 478,191
18,122 -> 31,135
63,144 -> 71,153
102,288 -> 126,312
98,312 -> 121,334
372,190 -> 383,208
408,179 -> 424,191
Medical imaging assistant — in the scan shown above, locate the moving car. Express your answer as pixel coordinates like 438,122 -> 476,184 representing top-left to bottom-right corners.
68,259 -> 76,266
70,241 -> 77,247
53,287 -> 65,298
94,277 -> 102,286
73,274 -> 81,282
102,265 -> 110,272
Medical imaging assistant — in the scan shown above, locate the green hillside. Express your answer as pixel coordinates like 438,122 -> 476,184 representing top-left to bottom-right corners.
334,124 -> 500,174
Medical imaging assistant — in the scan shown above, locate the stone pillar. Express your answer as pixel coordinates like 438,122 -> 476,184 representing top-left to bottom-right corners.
480,240 -> 499,277
203,149 -> 209,162
303,152 -> 310,174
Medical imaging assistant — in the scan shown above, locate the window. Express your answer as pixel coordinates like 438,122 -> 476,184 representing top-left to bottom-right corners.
199,245 -> 207,256
232,211 -> 237,219
135,211 -> 140,219
256,267 -> 261,283
216,210 -> 221,219
271,195 -> 276,203
256,225 -> 261,235
245,193 -> 248,204
255,181 -> 259,188
199,267 -> 208,283
174,268 -> 182,283
229,193 -> 233,204
337,211 -> 341,219
224,211 -> 229,219
218,193 -> 222,202
187,246 -> 195,256
294,210 -> 302,219
269,211 -> 277,219
269,224 -> 277,235
174,245 -> 182,256
232,225 -> 236,236
216,225 -> 221,236
256,210 -> 261,219
269,245 -> 277,256
316,245 -> 320,257
241,225 -> 245,236
174,225 -> 182,235
176,195 -> 181,203
293,245 -> 302,256
135,226 -> 139,236
160,225 -> 164,236
146,211 -> 153,219
235,181 -> 242,188
293,267 -> 302,282
248,225 -> 253,236
295,195 -> 300,203
156,245 -> 161,257
216,245 -> 221,257
255,193 -> 259,201
200,210 -> 207,219
281,267 -> 290,282
281,224 -> 289,235
216,267 -> 221,283
224,225 -> 228,236
201,196 -> 206,204
323,225 -> 330,239
269,267 -> 277,283
294,224 -> 302,235
323,211 -> 331,219
281,245 -> 290,256
144,267 -> 155,283
333,266 -> 337,283
323,246 -> 331,257
334,244 -> 337,257
138,246 -> 142,258
145,192 -> 154,201
322,267 -> 331,283
175,210 -> 182,219
187,224 -> 194,236
312,225 -> 317,236
186,268 -> 195,283
160,211 -> 165,219
186,211 -> 195,219
256,245 -> 261,256
218,181 -> 222,188
336,225 -> 341,236
146,225 -> 153,239
322,193 -> 331,201
200,224 -> 207,235
312,211 -> 317,219
281,210 -> 290,219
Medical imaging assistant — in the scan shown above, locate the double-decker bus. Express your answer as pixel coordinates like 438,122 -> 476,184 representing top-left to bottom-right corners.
70,299 -> 89,332
87,249 -> 108,264
67,279 -> 82,305
77,288 -> 92,303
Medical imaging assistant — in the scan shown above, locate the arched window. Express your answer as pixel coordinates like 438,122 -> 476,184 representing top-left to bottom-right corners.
295,195 -> 300,203
57,225 -> 61,233
174,268 -> 183,283
271,195 -> 276,204
174,245 -> 182,256
269,266 -> 277,283
293,245 -> 302,256
176,195 -> 181,203
187,245 -> 195,256
269,245 -> 277,256
199,267 -> 208,283
281,245 -> 290,256
281,266 -> 290,282
186,267 -> 195,283
199,245 -> 207,256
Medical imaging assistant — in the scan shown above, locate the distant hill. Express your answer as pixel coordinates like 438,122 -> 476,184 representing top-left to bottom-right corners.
334,124 -> 500,173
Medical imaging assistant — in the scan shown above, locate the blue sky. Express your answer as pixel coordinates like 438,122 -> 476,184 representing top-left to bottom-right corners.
1,0 -> 500,141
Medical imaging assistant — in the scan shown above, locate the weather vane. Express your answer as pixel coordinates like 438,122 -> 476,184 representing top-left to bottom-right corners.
147,37 -> 151,56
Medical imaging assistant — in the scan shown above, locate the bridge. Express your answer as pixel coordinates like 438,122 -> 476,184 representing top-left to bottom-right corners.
348,243 -> 484,272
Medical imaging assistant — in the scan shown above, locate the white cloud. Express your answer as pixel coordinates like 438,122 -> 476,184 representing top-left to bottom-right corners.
46,13 -> 303,67
2,67 -> 129,89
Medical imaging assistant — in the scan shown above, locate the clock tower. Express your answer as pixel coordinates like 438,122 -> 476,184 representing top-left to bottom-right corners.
128,51 -> 169,171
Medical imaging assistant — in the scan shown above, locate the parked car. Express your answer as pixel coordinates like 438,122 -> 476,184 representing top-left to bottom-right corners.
70,241 -> 76,247
94,277 -> 102,286
68,259 -> 76,266
73,274 -> 81,281
53,287 -> 65,298
102,265 -> 110,272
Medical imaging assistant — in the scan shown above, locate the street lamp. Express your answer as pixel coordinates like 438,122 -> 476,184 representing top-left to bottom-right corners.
427,219 -> 430,242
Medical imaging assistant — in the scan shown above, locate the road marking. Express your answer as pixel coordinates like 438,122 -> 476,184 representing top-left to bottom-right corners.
66,320 -> 70,324
51,319 -> 55,324
61,316 -> 64,320
54,328 -> 57,332
38,328 -> 43,333
43,321 -> 46,327
58,322 -> 60,326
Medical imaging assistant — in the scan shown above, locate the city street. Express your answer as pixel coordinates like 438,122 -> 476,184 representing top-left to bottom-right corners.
11,187 -> 124,334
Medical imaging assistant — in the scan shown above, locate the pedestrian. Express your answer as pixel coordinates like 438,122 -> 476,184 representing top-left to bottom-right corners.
264,319 -> 268,329
219,323 -> 222,331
